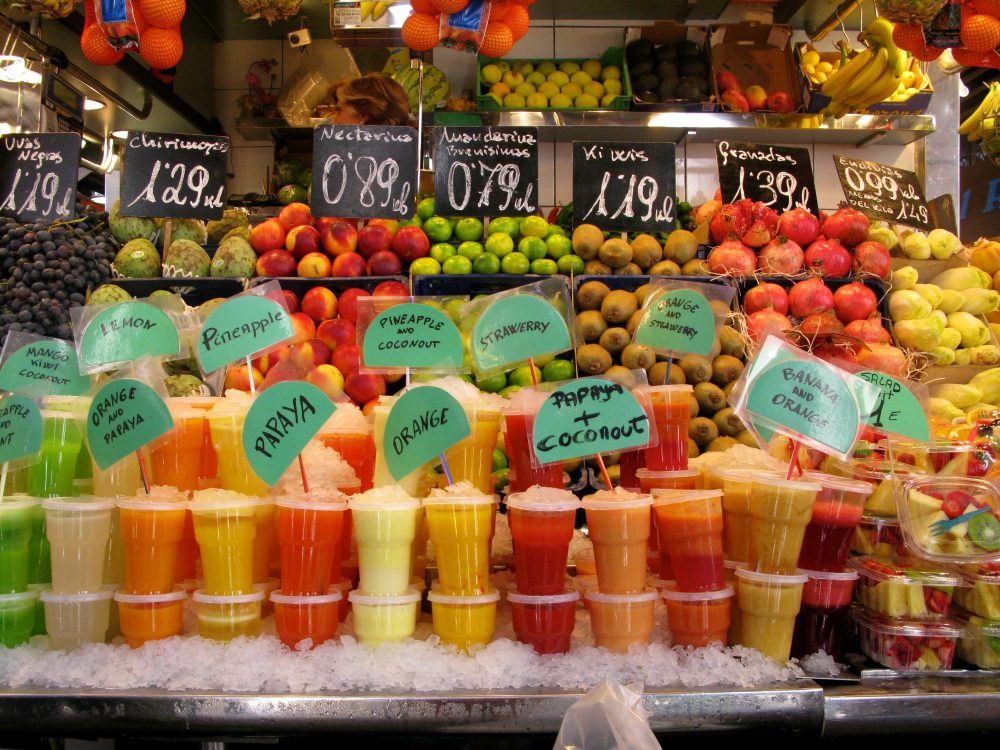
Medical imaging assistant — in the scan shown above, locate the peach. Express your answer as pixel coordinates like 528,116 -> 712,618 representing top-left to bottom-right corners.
361,399 -> 378,418
721,89 -> 750,112
383,371 -> 405,385
367,218 -> 399,237
331,342 -> 362,376
277,202 -> 313,231
260,357 -> 310,390
317,318 -> 357,351
345,370 -> 386,405
766,91 -> 795,113
321,220 -> 359,257
250,219 -> 287,255
290,338 -> 332,367
315,217 -> 338,233
357,223 -> 393,259
224,363 -> 263,392
298,252 -> 332,278
253,344 -> 290,375
337,288 -> 366,323
300,286 -> 338,323
290,311 -> 317,343
286,225 -> 322,259
281,290 -> 299,313
390,225 -> 430,264
256,249 -> 297,277
373,280 -> 409,297
306,364 -> 346,401
367,250 -> 402,276
330,252 -> 367,277
745,84 -> 768,111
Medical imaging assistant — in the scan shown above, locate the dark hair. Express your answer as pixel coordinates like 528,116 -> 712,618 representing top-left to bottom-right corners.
331,73 -> 412,126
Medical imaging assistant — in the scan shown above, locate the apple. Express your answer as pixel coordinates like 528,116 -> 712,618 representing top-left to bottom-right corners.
383,370 -> 405,385
286,225 -> 322,259
373,279 -> 409,297
281,290 -> 299,314
745,84 -> 768,111
766,90 -> 795,113
317,318 -> 357,351
345,370 -> 386,405
306,364 -> 346,401
224,363 -> 262,392
256,249 -> 297,277
321,220 -> 359,257
297,252 -> 332,278
331,342 -> 362,376
391,225 -> 430,264
300,286 -> 338,323
260,357 -> 310,390
277,202 -> 313,231
357,223 -> 393,259
367,218 -> 399,237
290,311 -> 317,343
367,250 -> 403,276
290,338 -> 332,367
250,219 -> 286,255
337,288 -> 366,323
331,252 -> 367,277
253,344 -> 290,375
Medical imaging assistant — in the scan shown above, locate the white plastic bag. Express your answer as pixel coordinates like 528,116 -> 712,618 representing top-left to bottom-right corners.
553,680 -> 660,750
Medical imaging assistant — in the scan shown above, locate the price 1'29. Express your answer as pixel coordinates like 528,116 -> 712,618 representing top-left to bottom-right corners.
0,169 -> 73,218
447,161 -> 535,213
321,153 -> 411,216
128,160 -> 224,210
581,171 -> 674,224
735,167 -> 809,213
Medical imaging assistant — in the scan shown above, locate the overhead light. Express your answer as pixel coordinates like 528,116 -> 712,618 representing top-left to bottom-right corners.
81,138 -> 86,147
84,98 -> 105,111
111,129 -> 128,139
0,56 -> 41,85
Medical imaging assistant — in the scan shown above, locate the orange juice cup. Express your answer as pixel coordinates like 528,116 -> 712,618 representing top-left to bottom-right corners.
270,588 -> 342,649
320,432 -> 376,492
582,489 -> 652,595
735,568 -> 807,662
192,589 -> 263,641
275,494 -> 348,596
638,384 -> 693,472
171,396 -> 221,489
636,468 -> 702,493
427,588 -> 499,651
574,548 -> 597,577
114,589 -> 186,648
662,583 -> 734,647
117,490 -> 187,595
506,487 -> 580,596
651,489 -> 725,593
423,490 -> 495,595
585,589 -> 658,653
148,404 -> 204,493
748,475 -> 820,575
717,469 -> 757,564
189,491 -> 262,596
442,406 -> 501,496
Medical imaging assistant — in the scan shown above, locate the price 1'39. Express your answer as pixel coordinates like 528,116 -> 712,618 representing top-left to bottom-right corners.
0,169 -> 73,218
735,167 -> 809,213
127,160 -> 224,211
446,161 -> 535,214
581,171 -> 674,224
320,152 -> 411,216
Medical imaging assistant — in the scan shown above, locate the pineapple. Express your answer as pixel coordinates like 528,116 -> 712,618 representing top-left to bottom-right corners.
239,0 -> 304,23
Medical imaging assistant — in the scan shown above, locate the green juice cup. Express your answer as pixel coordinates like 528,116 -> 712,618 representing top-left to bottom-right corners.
0,498 -> 37,594
27,503 -> 50,585
0,589 -> 38,647
27,410 -> 83,498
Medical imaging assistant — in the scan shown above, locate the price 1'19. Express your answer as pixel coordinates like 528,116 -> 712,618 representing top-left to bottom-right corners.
127,160 -> 224,211
0,169 -> 73,218
321,152 -> 411,217
446,161 -> 535,214
734,167 -> 809,213
581,171 -> 674,224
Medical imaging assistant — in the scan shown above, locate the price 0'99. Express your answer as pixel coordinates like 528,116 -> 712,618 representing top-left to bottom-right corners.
127,160 -> 225,211
0,169 -> 73,219
734,167 -> 810,214
445,160 -> 536,214
320,152 -> 412,217
842,165 -> 928,225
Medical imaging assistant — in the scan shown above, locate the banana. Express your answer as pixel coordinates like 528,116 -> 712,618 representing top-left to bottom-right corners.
864,17 -> 906,75
360,0 -> 375,20
840,46 -> 889,100
821,47 -> 874,99
372,1 -> 389,20
961,82 -> 1000,136
866,70 -> 905,105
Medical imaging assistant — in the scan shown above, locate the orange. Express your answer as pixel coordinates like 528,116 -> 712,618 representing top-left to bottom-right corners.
488,0 -> 510,21
410,0 -> 436,12
139,26 -> 184,69
961,13 -> 1000,52
137,0 -> 185,28
500,3 -> 530,40
954,47 -> 1000,66
81,23 -> 125,66
479,21 -> 513,58
976,0 -> 1000,17
891,24 -> 925,52
430,0 -> 467,12
401,13 -> 441,52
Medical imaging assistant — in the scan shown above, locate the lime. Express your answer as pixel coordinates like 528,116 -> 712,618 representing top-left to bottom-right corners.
496,431 -> 506,452
457,241 -> 485,261
545,233 -> 573,259
499,384 -> 522,399
454,217 -> 484,242
530,258 -> 558,274
473,253 -> 501,274
518,235 -> 548,261
491,448 -> 509,471
546,223 -> 566,238
557,254 -> 585,275
485,233 -> 514,257
409,257 -> 441,275
508,363 -> 541,387
487,216 -> 519,240
416,197 -> 437,221
520,215 -> 550,238
398,216 -> 422,229
492,468 -> 509,493
542,358 -> 575,382
501,251 -> 530,274
429,242 -> 456,264
423,216 -> 453,243
532,353 -> 554,367
458,373 -> 475,384
443,297 -> 465,321
476,372 -> 508,393
442,255 -> 473,274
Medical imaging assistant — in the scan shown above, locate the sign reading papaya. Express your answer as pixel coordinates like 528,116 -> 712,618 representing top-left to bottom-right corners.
78,302 -> 180,370
857,370 -> 930,442
384,386 -> 471,480
87,379 -> 174,470
363,302 -> 464,370
634,288 -> 717,356
0,395 -> 42,465
471,295 -> 571,375
197,294 -> 294,373
0,335 -> 90,396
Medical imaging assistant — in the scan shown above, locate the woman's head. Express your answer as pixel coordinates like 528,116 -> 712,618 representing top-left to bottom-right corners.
328,74 -> 411,126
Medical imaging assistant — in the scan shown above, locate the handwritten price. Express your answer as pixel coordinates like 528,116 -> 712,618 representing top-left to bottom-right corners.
842,165 -> 927,224
127,160 -> 224,211
320,153 -> 411,216
734,167 -> 809,213
0,169 -> 73,218
581,171 -> 674,224
446,161 -> 536,213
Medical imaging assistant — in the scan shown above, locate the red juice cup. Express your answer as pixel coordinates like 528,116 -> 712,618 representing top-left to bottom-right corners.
637,385 -> 693,472
618,449 -> 646,492
662,583 -> 734,647
275,493 -> 348,596
320,432 -> 375,492
270,588 -> 342,649
798,472 -> 872,571
791,567 -> 858,659
507,589 -> 579,654
502,390 -> 565,494
651,489 -> 725,593
506,487 -> 580,595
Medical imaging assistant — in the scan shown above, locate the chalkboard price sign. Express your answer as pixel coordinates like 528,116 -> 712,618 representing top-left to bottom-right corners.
311,125 -> 418,219
0,133 -> 80,223
833,154 -> 931,231
433,126 -> 538,217
716,140 -> 819,216
119,131 -> 229,220
572,142 -> 676,232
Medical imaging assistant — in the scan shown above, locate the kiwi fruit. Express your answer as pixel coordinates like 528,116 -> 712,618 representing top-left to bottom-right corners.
575,343 -> 613,375
601,289 -> 639,325
693,381 -> 727,414
720,325 -> 746,358
689,396 -> 700,419
575,310 -> 608,342
706,436 -> 738,452
713,407 -> 744,437
599,326 -> 631,356
604,365 -> 638,389
711,354 -> 745,386
723,380 -> 738,399
572,224 -> 604,260
663,229 -> 699,264
682,259 -> 711,275
626,309 -> 644,337
648,259 -> 682,276
598,238 -> 633,268
969,513 -> 1000,550
577,280 -> 611,311
630,234 -> 663,269
736,430 -> 758,448
688,438 -> 700,459
620,343 -> 656,371
614,263 -> 643,276
634,283 -> 652,307
584,259 -> 613,275
689,416 -> 719,448
648,360 -> 685,386
679,354 -> 712,384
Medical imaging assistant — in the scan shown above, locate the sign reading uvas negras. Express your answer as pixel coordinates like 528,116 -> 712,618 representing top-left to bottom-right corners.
87,379 -> 173,470
857,370 -> 930,442
471,295 -> 571,374
243,381 -> 334,486
833,154 -> 932,231
532,378 -> 650,464
363,302 -> 463,370
0,336 -> 90,396
79,302 -> 180,369
634,288 -> 716,356
716,140 -> 819,216
0,133 -> 80,223
0,395 -> 42,465
385,386 -> 470,481
198,294 -> 294,373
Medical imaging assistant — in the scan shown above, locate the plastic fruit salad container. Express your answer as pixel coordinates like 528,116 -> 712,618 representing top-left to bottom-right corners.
848,555 -> 964,619
851,514 -> 908,558
825,457 -> 919,517
953,611 -> 1000,669
882,439 -> 991,478
896,476 -> 1000,564
952,562 -> 1000,619
852,604 -> 962,671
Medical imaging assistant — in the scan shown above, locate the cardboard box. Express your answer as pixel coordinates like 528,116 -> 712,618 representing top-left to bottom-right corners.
623,21 -> 717,113
709,23 -> 801,113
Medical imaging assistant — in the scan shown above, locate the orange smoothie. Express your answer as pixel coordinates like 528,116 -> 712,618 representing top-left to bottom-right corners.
652,489 -> 724,592
117,488 -> 187,594
149,405 -> 204,492
582,488 -> 652,595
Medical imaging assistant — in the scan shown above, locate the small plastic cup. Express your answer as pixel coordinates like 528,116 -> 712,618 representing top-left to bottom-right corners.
422,493 -> 495,595
189,492 -> 263,596
0,498 -> 38,594
117,492 -> 187,595
275,495 -> 348,596
717,469 -> 758,564
636,468 -> 702,493
349,588 -> 422,645
41,588 -> 114,650
113,589 -> 186,648
42,497 -> 115,594
582,490 -> 652,594
0,589 -> 39,647
191,589 -> 264,641
254,577 -> 280,617
270,588 -> 343,649
638,384 -> 693,472
331,577 -> 352,623
662,583 -> 734,648
798,472 -> 872,571
584,589 -> 659,653
790,568 -> 858,659
349,492 -> 421,596
735,568 -> 807,663
506,487 -> 580,595
747,475 -> 820,575
427,588 -> 500,650
507,589 -> 579,654
651,489 -> 725,592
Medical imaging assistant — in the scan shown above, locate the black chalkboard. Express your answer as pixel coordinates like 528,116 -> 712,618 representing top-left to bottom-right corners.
0,133 -> 80,223
572,141 -> 676,232
833,154 -> 932,231
311,124 -> 417,220
433,126 -> 538,217
119,131 -> 229,220
715,140 -> 819,216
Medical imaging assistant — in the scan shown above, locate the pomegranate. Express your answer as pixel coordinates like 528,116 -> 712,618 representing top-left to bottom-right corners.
845,316 -> 892,344
789,277 -> 834,318
759,237 -> 805,275
857,343 -> 907,377
853,240 -> 891,279
742,221 -> 772,248
805,239 -> 852,277
733,199 -> 755,223
799,311 -> 845,338
709,204 -> 749,243
707,238 -> 757,276
747,309 -> 793,342
742,203 -> 780,248
822,207 -> 870,248
777,208 -> 821,246
744,282 -> 789,315
812,342 -> 858,366
833,282 -> 878,324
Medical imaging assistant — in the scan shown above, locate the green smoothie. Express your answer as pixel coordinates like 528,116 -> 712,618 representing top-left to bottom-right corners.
0,499 -> 37,593
26,412 -> 82,498
0,590 -> 37,647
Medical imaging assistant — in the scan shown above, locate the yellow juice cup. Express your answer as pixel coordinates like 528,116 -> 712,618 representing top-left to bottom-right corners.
41,588 -> 114,650
349,487 -> 421,596
427,588 -> 499,650
372,400 -> 424,496
748,475 -> 820,575
735,568 -> 807,662
192,589 -> 264,641
189,490 -> 261,595
43,497 -> 114,594
206,412 -> 269,497
349,588 -> 422,645
717,469 -> 758,564
423,489 -> 495,595
441,406 -> 501,496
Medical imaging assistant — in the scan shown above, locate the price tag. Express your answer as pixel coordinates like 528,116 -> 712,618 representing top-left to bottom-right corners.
856,370 -> 930,442
572,141 -> 676,232
119,131 -> 229,220
833,155 -> 931,231
716,140 -> 818,216
532,378 -> 651,464
0,133 -> 79,223
311,124 -> 417,219
0,335 -> 90,397
87,379 -> 173,470
362,302 -> 464,370
242,381 -> 335,486
385,386 -> 471,481
433,126 -> 538,217
0,395 -> 42,465
79,302 -> 180,369
471,294 -> 571,374
197,294 -> 294,374
634,288 -> 716,356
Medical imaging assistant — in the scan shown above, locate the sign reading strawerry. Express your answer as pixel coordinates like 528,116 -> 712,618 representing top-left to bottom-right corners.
363,302 -> 464,370
198,294 -> 294,374
471,294 -> 571,375
0,335 -> 90,396
79,302 -> 179,369
634,288 -> 716,356
384,386 -> 471,481
0,133 -> 80,223
0,395 -> 42,465
87,379 -> 174,470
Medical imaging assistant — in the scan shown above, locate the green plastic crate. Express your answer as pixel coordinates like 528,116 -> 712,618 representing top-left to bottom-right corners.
475,47 -> 631,112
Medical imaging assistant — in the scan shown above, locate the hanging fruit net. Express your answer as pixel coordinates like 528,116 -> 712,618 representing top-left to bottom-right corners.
238,0 -> 304,23
873,0 -> 948,26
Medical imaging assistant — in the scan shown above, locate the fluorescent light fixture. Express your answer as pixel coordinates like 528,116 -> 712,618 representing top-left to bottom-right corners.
0,56 -> 41,85
84,98 -> 105,111
111,129 -> 128,139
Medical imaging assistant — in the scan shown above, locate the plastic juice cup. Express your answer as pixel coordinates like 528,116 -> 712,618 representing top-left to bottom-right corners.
74,440 -> 93,496
662,583 -> 734,648
349,492 -> 420,596
410,506 -> 428,583
104,505 -> 125,586
0,498 -> 37,593
321,431 -> 376,492
618,449 -> 646,492
798,472 -> 872,571
172,396 -> 220,488
723,560 -> 743,645
43,497 -> 114,594
790,568 -> 858,659
0,589 -> 38,647
254,577 -> 280,617
428,588 -> 499,651
638,385 -> 693,472
206,412 -> 269,497
117,492 -> 187,594
26,410 -> 82,498
636,469 -> 702,493
582,490 -> 652,595
27,584 -> 46,635
747,476 -> 821,575
423,494 -> 495,595
348,588 -> 421,645
717,470 -> 757,564
174,510 -> 199,583
270,589 -> 342,649
149,406 -> 204,493
735,568 -> 807,662
372,401 -> 424,496
27,503 -> 49,584
41,588 -> 114,650
275,495 -> 348,596
252,501 -> 276,585
507,589 -> 579,654
440,406 -> 501,496
585,589 -> 658,653
113,589 -> 186,648
192,589 -> 264,641
651,489 -> 725,593
502,400 -> 564,494
91,453 -> 144,498
574,548 -> 597,577
506,487 -> 580,595
2,465 -> 27,497
189,491 -> 261,596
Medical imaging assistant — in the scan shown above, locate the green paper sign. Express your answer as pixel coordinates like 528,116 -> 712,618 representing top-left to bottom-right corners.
0,338 -> 90,396
242,381 -> 335,486
198,294 -> 294,373
80,302 -> 179,368
634,289 -> 716,356
472,295 -> 571,374
385,386 -> 471,480
532,378 -> 650,464
363,303 -> 464,370
0,395 -> 42,464
87,379 -> 174,470
857,370 -> 930,441
745,360 -> 859,457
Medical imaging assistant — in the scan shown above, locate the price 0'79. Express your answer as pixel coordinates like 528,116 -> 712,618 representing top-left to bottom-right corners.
446,160 -> 536,214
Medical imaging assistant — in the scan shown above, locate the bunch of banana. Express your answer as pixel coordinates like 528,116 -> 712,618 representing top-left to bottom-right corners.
360,1 -> 390,21
820,17 -> 910,118
960,82 -> 1000,143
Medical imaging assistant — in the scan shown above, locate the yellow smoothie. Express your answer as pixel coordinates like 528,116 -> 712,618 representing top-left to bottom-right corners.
735,568 -> 807,662
189,489 -> 261,595
205,394 -> 269,497
349,487 -> 420,596
747,475 -> 820,575
192,589 -> 263,641
717,469 -> 758,564
423,482 -> 495,595
372,400 -> 424,496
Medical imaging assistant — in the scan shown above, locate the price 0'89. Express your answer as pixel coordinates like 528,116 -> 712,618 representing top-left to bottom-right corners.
582,171 -> 674,224
0,169 -> 72,218
128,160 -> 224,211
735,167 -> 809,213
321,152 -> 411,216
446,161 -> 536,214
